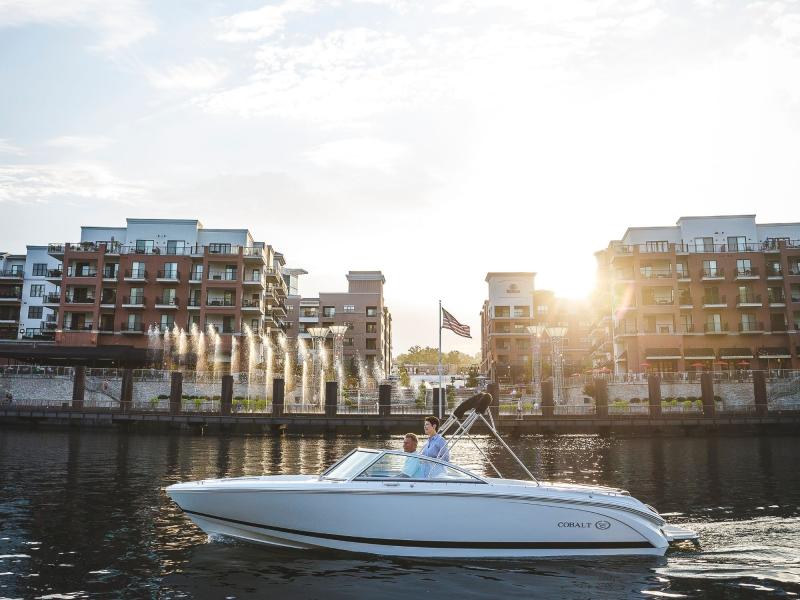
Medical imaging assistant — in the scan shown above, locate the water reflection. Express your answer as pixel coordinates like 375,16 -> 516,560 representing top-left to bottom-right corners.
0,430 -> 798,598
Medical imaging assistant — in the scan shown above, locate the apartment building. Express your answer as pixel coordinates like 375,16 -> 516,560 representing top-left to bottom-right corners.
20,246 -> 61,340
595,215 -> 800,372
480,273 -> 593,383
46,218 -> 288,354
286,271 -> 392,379
480,272 -> 536,383
0,252 -> 25,340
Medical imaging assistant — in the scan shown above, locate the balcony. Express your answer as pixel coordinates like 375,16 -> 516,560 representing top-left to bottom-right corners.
156,270 -> 180,282
189,271 -> 203,283
642,297 -> 674,307
241,299 -> 263,311
738,321 -> 764,334
120,322 -> 145,334
676,269 -> 691,281
299,314 -> 319,323
155,297 -> 179,309
615,325 -> 638,336
187,299 -> 201,310
264,268 -> 281,283
639,269 -> 673,280
99,296 -> 117,307
43,293 -> 61,305
0,291 -> 22,302
0,270 -> 24,280
702,295 -> 727,308
207,244 -> 238,256
703,323 -> 729,334
124,269 -> 147,282
102,269 -> 118,281
679,325 -> 698,334
789,265 -> 800,276
208,272 -> 237,282
768,294 -> 787,307
243,247 -> 265,260
63,324 -> 94,332
678,295 -> 693,308
47,243 -> 65,258
45,268 -> 63,281
242,276 -> 265,287
65,295 -> 96,305
121,296 -> 146,308
736,294 -> 762,307
206,298 -> 235,307
700,268 -> 725,280
614,269 -> 634,281
734,267 -> 759,280
66,267 -> 97,278
272,304 -> 287,317
766,267 -> 784,280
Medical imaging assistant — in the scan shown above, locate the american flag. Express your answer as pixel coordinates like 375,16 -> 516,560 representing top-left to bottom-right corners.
441,307 -> 471,338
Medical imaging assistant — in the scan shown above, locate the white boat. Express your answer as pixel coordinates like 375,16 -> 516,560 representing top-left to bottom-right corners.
166,393 -> 698,558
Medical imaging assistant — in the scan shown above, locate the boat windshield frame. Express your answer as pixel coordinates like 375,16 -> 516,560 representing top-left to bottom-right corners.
321,448 -> 488,483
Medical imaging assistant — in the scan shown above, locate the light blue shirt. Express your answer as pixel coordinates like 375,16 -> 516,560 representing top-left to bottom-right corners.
421,433 -> 450,463
401,455 -> 424,478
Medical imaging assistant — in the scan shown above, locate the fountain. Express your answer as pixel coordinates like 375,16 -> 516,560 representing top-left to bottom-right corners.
191,323 -> 208,374
176,324 -> 188,369
147,325 -> 161,367
230,335 -> 239,375
265,334 -> 274,401
298,338 -> 309,404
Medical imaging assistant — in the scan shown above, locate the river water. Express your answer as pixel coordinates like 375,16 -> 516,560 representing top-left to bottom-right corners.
0,428 -> 798,599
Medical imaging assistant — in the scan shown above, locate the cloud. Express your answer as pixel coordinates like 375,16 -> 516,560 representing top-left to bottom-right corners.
305,137 -> 408,172
145,59 -> 229,91
0,163 -> 148,205
216,0 -> 318,42
44,135 -> 112,153
0,139 -> 25,156
0,0 -> 156,50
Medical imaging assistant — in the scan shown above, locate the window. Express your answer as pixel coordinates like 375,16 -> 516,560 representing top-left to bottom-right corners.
209,243 -> 232,254
536,305 -> 548,315
29,284 -> 44,297
791,285 -> 800,304
127,314 -> 141,328
741,313 -> 757,328
676,262 -> 689,277
365,338 -> 377,350
727,236 -> 747,251
702,260 -> 719,276
765,237 -> 789,250
706,313 -> 722,331
768,287 -> 785,303
131,261 -> 145,278
162,262 -> 178,278
793,311 -> 800,330
343,337 -> 353,346
166,240 -> 186,255
160,314 -> 174,331
343,304 -> 355,312
323,306 -> 335,318
512,306 -> 530,318
494,306 -> 510,318
736,259 -> 752,275
366,306 -> 378,317
32,263 -> 47,276
680,314 -> 693,332
129,287 -> 144,303
767,261 -> 782,276
161,288 -> 176,304
515,339 -> 529,351
135,240 -> 154,253
645,240 -> 669,252
366,322 -> 377,333
27,306 -> 43,319
695,237 -> 714,252
771,313 -> 787,331
190,264 -> 203,280
355,453 -> 480,481
251,319 -> 260,331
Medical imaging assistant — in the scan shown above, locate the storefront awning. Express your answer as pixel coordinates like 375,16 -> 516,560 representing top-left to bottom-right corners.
758,347 -> 791,359
720,347 -> 754,359
645,348 -> 681,360
684,347 -> 715,359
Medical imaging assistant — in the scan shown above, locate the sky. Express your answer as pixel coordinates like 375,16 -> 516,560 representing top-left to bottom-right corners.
1,0 -> 800,356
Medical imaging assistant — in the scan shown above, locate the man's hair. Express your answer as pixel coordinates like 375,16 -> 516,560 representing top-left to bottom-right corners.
425,415 -> 440,431
404,432 -> 418,444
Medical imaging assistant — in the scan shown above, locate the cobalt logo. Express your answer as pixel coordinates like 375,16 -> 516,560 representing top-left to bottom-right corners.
595,520 -> 611,530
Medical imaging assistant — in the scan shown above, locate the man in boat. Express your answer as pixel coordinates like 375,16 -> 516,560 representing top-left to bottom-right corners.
401,433 -> 424,478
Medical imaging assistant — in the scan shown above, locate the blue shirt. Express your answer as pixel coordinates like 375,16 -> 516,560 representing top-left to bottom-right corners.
421,433 -> 450,463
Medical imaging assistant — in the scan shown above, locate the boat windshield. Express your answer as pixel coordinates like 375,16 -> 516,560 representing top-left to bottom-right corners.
355,452 -> 484,482
322,450 -> 380,480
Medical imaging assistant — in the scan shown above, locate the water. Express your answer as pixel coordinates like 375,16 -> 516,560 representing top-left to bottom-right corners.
0,430 -> 798,599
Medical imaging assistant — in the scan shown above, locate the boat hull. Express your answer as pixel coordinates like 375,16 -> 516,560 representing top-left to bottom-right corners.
167,479 -> 671,558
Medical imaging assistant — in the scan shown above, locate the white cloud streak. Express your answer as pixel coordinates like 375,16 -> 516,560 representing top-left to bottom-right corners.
0,139 -> 25,156
145,59 -> 229,91
45,135 -> 112,153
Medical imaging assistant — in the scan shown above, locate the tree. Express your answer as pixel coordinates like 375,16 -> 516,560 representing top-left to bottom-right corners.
399,365 -> 410,387
466,365 -> 479,388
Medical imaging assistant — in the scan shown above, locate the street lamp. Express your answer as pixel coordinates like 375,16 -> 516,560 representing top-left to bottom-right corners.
307,326 -> 329,405
328,325 -> 348,404
545,325 -> 568,404
526,325 -> 547,399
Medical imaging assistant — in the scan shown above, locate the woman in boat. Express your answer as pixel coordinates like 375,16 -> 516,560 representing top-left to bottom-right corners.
421,416 -> 450,463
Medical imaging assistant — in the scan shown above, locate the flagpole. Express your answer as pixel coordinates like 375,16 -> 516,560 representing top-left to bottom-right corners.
438,299 -> 443,417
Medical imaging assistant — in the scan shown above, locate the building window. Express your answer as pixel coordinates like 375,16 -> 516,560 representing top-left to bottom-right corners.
160,314 -> 174,332
343,337 -> 354,347
695,237 -> 714,252
209,243 -> 232,254
793,311 -> 800,330
494,306 -> 510,318
135,240 -> 154,253
32,263 -> 47,276
702,260 -> 719,277
29,284 -> 44,297
366,322 -> 377,333
190,264 -> 203,280
28,306 -> 43,319
162,262 -> 178,278
727,236 -> 747,251
129,287 -> 144,304
131,261 -> 146,278
512,306 -> 530,318
365,338 -> 377,350
536,305 -> 548,315
323,306 -> 335,318
645,241 -> 668,252
166,240 -> 186,255
366,306 -> 378,317
343,304 -> 355,312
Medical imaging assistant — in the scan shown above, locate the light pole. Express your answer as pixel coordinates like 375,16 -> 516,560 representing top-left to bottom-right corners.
328,325 -> 348,404
526,324 -> 547,400
307,326 -> 329,405
546,325 -> 568,404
